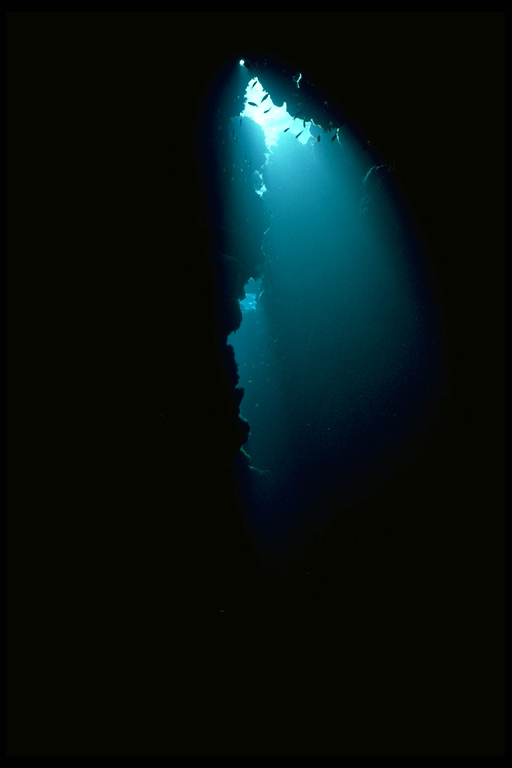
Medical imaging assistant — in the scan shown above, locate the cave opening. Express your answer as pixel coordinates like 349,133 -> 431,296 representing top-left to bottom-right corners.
239,75 -> 313,149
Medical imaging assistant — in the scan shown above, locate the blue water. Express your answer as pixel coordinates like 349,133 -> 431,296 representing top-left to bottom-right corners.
228,113 -> 441,565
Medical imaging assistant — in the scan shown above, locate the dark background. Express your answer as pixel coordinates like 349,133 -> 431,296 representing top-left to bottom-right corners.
7,12 -> 504,756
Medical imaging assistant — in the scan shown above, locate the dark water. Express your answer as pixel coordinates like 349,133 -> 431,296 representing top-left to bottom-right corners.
8,14 -> 503,756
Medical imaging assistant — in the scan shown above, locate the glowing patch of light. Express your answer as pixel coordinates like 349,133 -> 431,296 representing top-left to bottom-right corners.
239,278 -> 262,314
254,170 -> 267,198
240,293 -> 257,312
239,59 -> 245,67
241,77 -> 313,149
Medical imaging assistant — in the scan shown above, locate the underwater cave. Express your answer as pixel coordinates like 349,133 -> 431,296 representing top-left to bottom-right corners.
216,58 -> 442,566
8,12 -> 504,757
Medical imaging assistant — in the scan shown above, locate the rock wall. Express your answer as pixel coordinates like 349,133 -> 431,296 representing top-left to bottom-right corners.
8,12 -> 504,757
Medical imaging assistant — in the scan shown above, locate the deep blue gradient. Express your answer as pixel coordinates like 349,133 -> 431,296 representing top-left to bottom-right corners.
229,108 -> 443,565
8,12 -> 503,756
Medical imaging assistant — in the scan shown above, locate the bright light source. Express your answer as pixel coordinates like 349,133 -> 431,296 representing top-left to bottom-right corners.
239,59 -> 245,67
241,78 -> 313,149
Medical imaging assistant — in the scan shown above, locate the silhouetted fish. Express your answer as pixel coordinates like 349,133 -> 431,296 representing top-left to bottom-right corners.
248,101 -> 258,107
260,94 -> 269,103
283,127 -> 290,132
263,107 -> 271,113
317,135 -> 321,142
295,130 -> 303,138
331,133 -> 337,142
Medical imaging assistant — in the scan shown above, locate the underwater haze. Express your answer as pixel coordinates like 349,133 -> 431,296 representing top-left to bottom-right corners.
229,76 -> 441,568
8,13 -> 503,757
